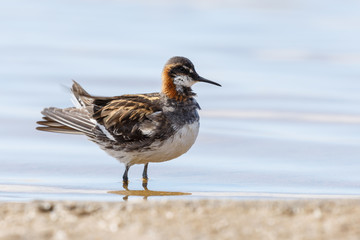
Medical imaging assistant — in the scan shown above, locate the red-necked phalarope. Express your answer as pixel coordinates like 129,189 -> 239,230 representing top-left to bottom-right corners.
37,56 -> 221,189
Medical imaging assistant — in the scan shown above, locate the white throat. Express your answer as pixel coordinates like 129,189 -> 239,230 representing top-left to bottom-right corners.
173,75 -> 195,92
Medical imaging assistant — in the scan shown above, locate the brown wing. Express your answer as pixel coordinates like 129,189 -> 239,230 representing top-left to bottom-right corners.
92,93 -> 166,143
71,81 -> 171,144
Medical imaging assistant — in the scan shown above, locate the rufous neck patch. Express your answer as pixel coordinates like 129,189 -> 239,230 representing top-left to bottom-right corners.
161,64 -> 186,101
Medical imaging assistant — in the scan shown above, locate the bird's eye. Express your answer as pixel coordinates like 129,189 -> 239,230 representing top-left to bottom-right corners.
178,66 -> 187,73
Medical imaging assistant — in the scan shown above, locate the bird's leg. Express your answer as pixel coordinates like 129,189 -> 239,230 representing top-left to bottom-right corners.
142,163 -> 149,190
123,165 -> 130,191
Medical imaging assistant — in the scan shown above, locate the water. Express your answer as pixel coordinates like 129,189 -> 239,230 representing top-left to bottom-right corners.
1,0 -> 360,201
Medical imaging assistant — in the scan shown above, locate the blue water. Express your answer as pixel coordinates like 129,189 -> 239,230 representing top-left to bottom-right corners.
1,0 -> 360,201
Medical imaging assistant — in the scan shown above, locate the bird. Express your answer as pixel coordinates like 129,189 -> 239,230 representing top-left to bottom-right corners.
36,56 -> 221,190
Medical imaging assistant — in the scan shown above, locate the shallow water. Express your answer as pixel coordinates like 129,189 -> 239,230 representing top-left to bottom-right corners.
1,0 -> 360,201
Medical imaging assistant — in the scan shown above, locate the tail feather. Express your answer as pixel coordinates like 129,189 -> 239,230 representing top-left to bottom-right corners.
37,81 -> 110,139
36,126 -> 83,135
37,107 -> 96,136
37,120 -> 65,127
71,80 -> 94,107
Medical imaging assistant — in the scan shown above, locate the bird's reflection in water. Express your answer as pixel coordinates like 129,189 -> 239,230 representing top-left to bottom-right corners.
108,180 -> 191,200
109,184 -> 191,201
109,190 -> 191,201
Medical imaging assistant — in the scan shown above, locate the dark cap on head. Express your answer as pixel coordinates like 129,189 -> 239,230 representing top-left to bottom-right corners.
165,56 -> 194,68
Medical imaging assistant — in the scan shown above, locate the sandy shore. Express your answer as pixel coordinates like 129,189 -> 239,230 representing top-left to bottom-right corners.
1,199 -> 360,240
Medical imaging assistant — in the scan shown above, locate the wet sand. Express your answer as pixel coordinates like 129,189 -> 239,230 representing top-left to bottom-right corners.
1,199 -> 359,240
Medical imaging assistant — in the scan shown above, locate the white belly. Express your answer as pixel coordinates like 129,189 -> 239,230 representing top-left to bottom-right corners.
102,121 -> 200,165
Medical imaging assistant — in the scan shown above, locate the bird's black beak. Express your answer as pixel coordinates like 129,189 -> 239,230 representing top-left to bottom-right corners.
196,76 -> 222,87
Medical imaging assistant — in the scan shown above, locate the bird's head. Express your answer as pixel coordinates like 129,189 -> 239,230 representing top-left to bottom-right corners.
161,56 -> 221,101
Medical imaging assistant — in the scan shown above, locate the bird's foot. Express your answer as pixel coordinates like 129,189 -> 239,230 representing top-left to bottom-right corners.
142,178 -> 148,191
122,181 -> 129,191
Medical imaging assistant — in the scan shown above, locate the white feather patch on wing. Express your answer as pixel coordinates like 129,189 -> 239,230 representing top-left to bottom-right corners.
139,111 -> 162,136
71,91 -> 82,108
138,121 -> 157,136
98,124 -> 116,141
